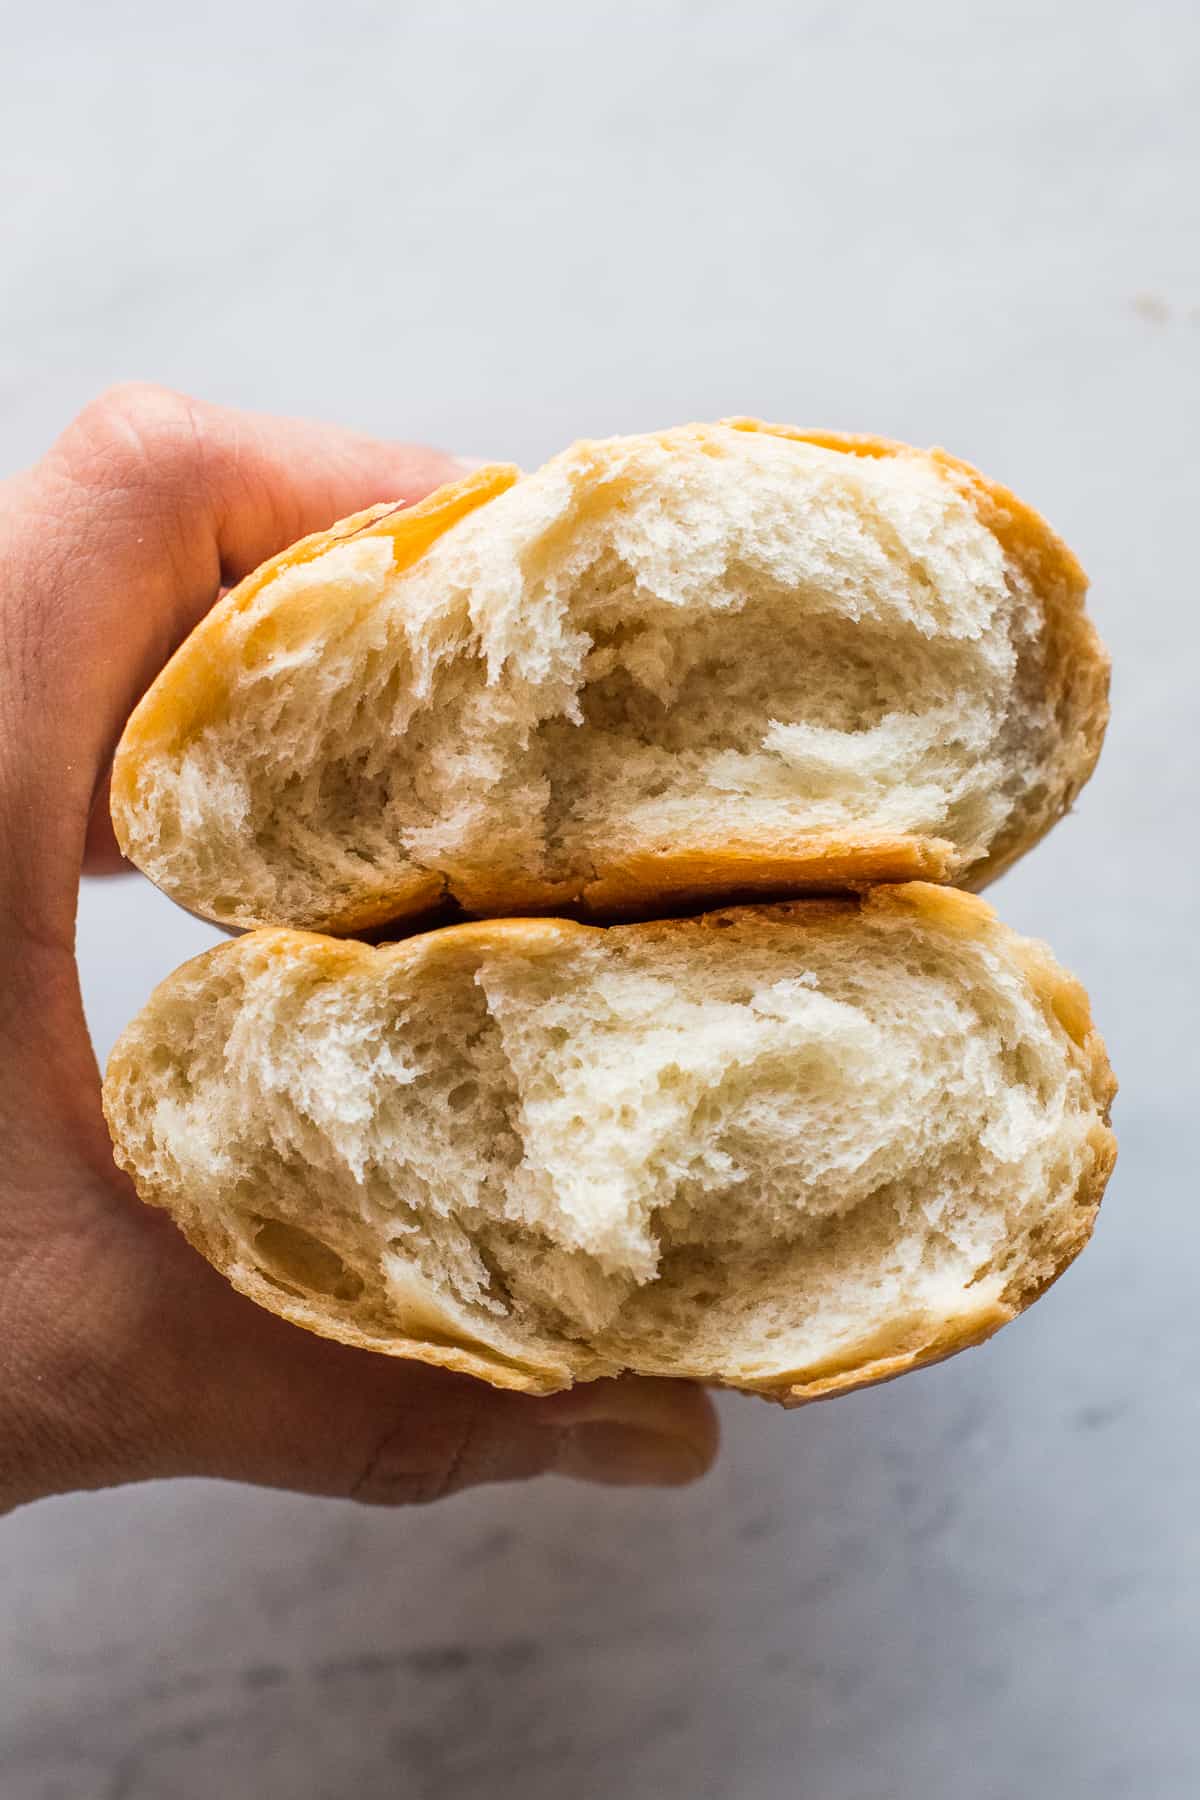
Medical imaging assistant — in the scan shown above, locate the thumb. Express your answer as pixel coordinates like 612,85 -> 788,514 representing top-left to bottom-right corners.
11,1200 -> 718,1510
174,1280 -> 721,1504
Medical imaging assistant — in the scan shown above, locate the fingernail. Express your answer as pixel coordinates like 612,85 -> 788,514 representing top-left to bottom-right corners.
449,454 -> 493,472
555,1421 -> 710,1488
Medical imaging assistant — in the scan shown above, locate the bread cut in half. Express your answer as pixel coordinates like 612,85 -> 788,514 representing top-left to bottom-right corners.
102,885 -> 1116,1403
110,420 -> 1109,934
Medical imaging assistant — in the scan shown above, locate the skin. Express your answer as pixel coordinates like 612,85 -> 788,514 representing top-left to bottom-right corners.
0,384 -> 718,1516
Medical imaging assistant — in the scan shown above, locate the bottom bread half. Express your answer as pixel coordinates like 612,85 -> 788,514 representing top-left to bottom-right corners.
102,884 -> 1116,1404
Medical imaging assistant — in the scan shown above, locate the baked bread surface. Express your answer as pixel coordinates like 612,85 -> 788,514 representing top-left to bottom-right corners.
110,420 -> 1109,933
102,886 -> 1116,1403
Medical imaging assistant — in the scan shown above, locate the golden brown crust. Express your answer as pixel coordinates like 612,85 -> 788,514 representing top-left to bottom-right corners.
104,887 -> 1117,1405
276,835 -> 963,938
735,1301 -> 1018,1407
575,834 -> 959,915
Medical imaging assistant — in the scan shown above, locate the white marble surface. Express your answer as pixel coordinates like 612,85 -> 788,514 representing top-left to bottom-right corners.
3,3 -> 1199,1795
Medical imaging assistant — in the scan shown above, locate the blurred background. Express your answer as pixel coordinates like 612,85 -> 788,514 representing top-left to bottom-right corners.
3,2 -> 1198,1795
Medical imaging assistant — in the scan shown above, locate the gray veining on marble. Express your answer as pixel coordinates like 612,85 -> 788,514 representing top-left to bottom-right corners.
2,2 -> 1198,1795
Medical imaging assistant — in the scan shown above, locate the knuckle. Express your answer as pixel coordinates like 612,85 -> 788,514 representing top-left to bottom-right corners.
77,380 -> 187,444
60,383 -> 208,500
350,1388 -> 487,1508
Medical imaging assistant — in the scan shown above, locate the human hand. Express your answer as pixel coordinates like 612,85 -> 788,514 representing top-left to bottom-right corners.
0,385 -> 718,1514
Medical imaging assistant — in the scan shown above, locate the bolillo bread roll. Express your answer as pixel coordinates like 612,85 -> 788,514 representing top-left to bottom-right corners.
102,886 -> 1116,1403
110,419 -> 1109,935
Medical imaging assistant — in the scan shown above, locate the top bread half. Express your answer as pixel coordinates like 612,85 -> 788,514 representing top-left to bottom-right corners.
110,419 -> 1110,934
